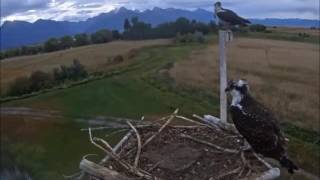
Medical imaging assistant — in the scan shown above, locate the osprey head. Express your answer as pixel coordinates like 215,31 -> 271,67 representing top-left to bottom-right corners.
214,1 -> 222,8
225,79 -> 250,96
225,79 -> 250,107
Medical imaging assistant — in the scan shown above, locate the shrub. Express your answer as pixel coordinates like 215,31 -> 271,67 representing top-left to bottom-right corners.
113,55 -> 124,64
29,71 -> 53,91
7,60 -> 88,97
70,59 -> 88,80
194,31 -> 205,43
7,77 -> 32,96
249,24 -> 267,32
175,32 -> 205,43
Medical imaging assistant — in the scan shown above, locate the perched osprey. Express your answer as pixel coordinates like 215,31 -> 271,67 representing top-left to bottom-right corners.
225,79 -> 298,174
214,2 -> 251,28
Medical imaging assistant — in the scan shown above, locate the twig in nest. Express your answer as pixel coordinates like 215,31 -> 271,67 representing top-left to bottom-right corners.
192,114 -> 221,130
252,152 -> 272,169
127,121 -> 142,168
148,160 -> 164,172
143,109 -> 179,147
105,129 -> 128,138
123,109 -> 179,159
171,125 -> 207,129
175,115 -> 208,127
214,166 -> 242,180
100,130 -> 133,165
63,171 -> 82,179
239,151 -> 254,178
180,134 -> 239,153
88,128 -> 153,179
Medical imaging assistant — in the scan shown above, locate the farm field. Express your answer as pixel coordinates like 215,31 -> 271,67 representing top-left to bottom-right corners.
0,39 -> 170,92
1,35 -> 319,179
170,38 -> 319,131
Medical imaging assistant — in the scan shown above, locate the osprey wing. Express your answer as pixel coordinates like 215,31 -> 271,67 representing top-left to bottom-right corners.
230,105 -> 284,156
242,98 -> 286,144
217,9 -> 250,25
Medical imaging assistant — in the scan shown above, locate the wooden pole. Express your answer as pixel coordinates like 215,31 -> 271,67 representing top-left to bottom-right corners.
218,30 -> 228,123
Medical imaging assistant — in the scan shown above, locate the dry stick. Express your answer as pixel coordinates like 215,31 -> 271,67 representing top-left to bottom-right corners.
252,152 -> 272,169
127,121 -> 142,168
123,109 -> 179,158
105,129 -> 128,138
175,115 -> 212,128
180,134 -> 239,153
88,128 -> 152,179
192,114 -> 221,130
100,130 -> 133,165
239,151 -> 255,178
214,166 -> 242,180
63,171 -> 82,179
81,125 -> 153,132
143,109 -> 179,147
148,160 -> 164,172
94,135 -> 152,176
171,125 -> 207,129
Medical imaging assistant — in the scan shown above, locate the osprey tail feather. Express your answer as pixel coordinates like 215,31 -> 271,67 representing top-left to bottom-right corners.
280,156 -> 298,174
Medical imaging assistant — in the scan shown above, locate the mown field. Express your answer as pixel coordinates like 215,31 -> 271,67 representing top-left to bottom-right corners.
0,39 -> 170,92
1,33 -> 319,179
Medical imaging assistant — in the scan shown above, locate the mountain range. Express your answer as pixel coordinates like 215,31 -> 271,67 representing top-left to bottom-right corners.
1,7 -> 318,50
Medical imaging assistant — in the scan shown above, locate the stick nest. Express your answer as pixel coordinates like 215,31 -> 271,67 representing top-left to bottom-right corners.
76,110 -> 277,180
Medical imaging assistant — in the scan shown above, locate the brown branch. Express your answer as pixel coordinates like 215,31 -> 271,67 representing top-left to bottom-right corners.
100,130 -> 133,165
88,128 -> 153,179
122,109 -> 179,159
142,109 -> 179,147
127,121 -> 142,168
79,157 -> 132,180
214,166 -> 242,180
175,115 -> 208,126
180,134 -> 239,153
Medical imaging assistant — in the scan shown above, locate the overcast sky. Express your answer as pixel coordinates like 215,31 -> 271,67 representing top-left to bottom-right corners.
1,0 -> 319,23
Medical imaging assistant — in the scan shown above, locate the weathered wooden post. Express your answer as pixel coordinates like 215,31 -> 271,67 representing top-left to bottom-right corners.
218,30 -> 228,123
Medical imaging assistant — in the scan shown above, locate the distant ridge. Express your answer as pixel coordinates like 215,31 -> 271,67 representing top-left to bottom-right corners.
1,7 -> 318,50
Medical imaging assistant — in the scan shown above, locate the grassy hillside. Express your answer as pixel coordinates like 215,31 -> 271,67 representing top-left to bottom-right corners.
0,39 -> 171,92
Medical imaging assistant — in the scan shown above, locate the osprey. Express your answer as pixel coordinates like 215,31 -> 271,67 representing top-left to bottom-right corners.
214,2 -> 251,28
225,79 -> 298,174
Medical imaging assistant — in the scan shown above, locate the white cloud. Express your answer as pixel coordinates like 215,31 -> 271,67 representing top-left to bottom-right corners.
1,0 -> 319,23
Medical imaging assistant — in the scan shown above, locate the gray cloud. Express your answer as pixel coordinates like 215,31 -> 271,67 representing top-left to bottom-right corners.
1,0 -> 319,23
1,0 -> 52,17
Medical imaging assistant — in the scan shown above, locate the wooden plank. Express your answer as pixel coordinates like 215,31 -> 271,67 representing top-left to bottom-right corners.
219,30 -> 228,123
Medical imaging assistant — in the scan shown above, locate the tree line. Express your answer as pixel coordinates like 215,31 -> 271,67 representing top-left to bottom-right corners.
0,17 -> 219,60
0,29 -> 121,60
7,60 -> 88,96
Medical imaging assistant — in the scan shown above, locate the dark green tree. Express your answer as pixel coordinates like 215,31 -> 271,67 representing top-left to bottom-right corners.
44,38 -> 60,52
124,18 -> 131,31
74,33 -> 90,46
60,35 -> 74,49
249,24 -> 267,32
91,29 -> 113,44
112,30 -> 121,39
131,17 -> 139,26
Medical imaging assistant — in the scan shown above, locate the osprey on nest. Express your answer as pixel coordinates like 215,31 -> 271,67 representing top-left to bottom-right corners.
225,79 -> 298,174
214,2 -> 251,29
